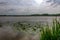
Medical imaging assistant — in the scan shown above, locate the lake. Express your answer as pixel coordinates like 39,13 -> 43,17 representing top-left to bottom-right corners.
0,16 -> 60,25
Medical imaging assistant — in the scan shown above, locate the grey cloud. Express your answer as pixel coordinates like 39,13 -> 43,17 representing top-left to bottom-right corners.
0,0 -> 41,15
0,0 -> 60,15
46,0 -> 60,7
0,5 -> 43,15
0,0 -> 36,6
0,2 -> 8,5
0,2 -> 7,4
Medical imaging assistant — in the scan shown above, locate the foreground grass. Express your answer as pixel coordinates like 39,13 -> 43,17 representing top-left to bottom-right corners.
40,19 -> 60,40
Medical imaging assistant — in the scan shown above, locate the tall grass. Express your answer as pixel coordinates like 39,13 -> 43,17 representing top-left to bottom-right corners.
40,19 -> 60,40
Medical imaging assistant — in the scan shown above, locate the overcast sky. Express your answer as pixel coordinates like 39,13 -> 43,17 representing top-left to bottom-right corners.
0,0 -> 60,15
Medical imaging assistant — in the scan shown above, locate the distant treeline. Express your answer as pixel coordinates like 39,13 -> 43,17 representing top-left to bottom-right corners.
0,14 -> 60,16
30,14 -> 60,16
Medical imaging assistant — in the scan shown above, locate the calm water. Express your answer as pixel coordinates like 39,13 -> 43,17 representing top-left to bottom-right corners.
0,16 -> 60,24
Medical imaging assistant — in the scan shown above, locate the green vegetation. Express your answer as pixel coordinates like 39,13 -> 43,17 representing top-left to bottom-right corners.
0,13 -> 60,16
29,13 -> 60,16
13,22 -> 42,34
40,19 -> 60,40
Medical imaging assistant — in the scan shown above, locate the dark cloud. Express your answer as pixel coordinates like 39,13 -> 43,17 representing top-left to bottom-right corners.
0,2 -> 7,4
0,2 -> 8,5
0,0 -> 36,6
46,0 -> 60,7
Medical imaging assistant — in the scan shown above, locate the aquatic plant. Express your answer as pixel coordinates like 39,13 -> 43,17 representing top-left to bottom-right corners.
40,19 -> 60,40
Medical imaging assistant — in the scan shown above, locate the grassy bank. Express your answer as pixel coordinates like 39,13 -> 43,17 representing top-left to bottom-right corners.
40,19 -> 60,40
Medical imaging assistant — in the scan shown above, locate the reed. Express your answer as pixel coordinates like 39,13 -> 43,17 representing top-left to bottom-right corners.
40,19 -> 60,40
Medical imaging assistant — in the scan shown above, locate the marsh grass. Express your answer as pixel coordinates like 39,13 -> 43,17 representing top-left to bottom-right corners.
13,22 -> 42,34
40,19 -> 60,40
